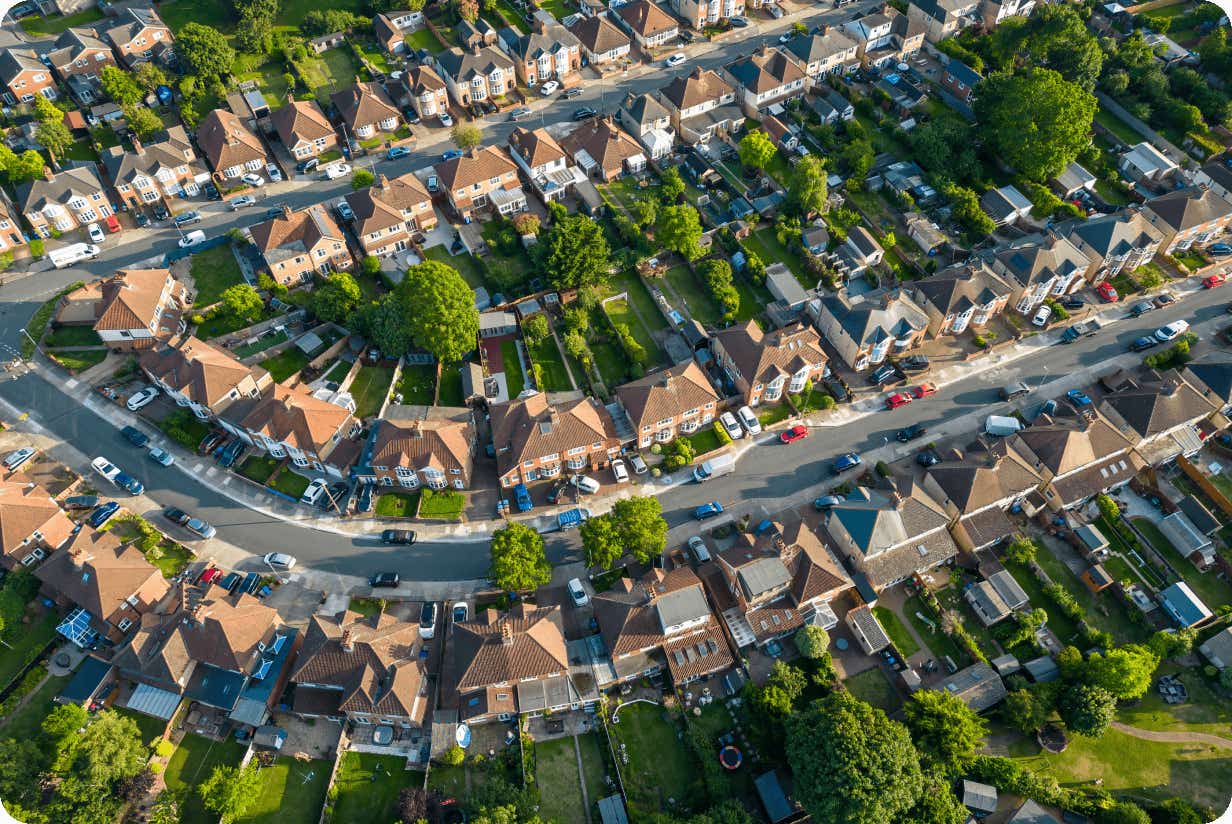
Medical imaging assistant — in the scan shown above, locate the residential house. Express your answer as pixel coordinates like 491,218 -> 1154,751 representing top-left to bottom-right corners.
101,7 -> 173,68
271,100 -> 339,162
1195,159 -> 1232,201
1198,626 -> 1232,670
331,82 -> 402,141
1119,141 -> 1177,184
980,184 -> 1033,227
508,126 -> 586,203
373,10 -> 426,55
436,47 -> 516,108
435,145 -> 527,218
907,0 -> 980,42
141,336 -> 272,421
249,204 -> 353,286
441,603 -> 580,723
55,267 -> 187,350
1142,186 -> 1232,254
616,361 -> 719,448
1099,377 -> 1217,465
368,416 -> 476,490
1182,355 -> 1232,413
457,18 -> 498,50
989,232 -> 1091,314
1158,581 -> 1213,629
489,390 -> 620,488
831,225 -> 884,277
1005,412 -> 1143,510
980,0 -> 1035,28
20,164 -> 113,238
593,565 -> 734,686
560,116 -> 647,181
498,21 -> 582,88
944,662 -> 1007,712
710,320 -> 828,407
613,0 -> 679,50
965,570 -> 1030,626
567,13 -> 631,66
821,482 -> 959,590
761,115 -> 797,151
36,528 -> 170,646
812,289 -> 929,371
707,518 -> 853,650
46,27 -> 114,87
725,46 -> 806,116
346,172 -> 437,258
911,260 -> 1013,338
196,108 -> 267,181
0,201 -> 24,256
1051,161 -> 1097,199
290,609 -> 428,730
809,89 -> 854,124
782,28 -> 859,83
670,0 -> 744,30
222,383 -> 360,477
617,92 -> 674,159
401,65 -> 450,122
0,48 -> 58,103
658,67 -> 739,144
103,128 -> 208,210
922,445 -> 1045,551
1061,212 -> 1163,285
843,5 -> 925,67
0,475 -> 74,570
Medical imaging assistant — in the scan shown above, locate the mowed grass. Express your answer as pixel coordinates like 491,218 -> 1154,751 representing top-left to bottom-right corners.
0,674 -> 69,742
604,297 -> 662,364
1030,540 -> 1148,645
20,6 -> 104,35
350,365 -> 395,418
843,667 -> 900,714
259,347 -> 311,382
871,606 -> 920,658
395,363 -> 437,405
1118,665 -> 1232,739
240,756 -> 332,824
332,753 -> 421,824
536,737 -> 587,824
44,326 -> 102,347
423,244 -> 486,289
610,703 -> 696,818
663,265 -> 721,326
0,611 -> 58,691
576,732 -> 611,808
165,735 -> 246,824
527,335 -> 573,391
500,340 -> 525,397
743,228 -> 811,289
610,270 -> 669,333
376,492 -> 417,517
190,245 -> 244,307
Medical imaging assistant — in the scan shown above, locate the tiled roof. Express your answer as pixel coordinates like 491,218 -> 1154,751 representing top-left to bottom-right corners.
501,23 -> 580,61
1099,380 -> 1215,440
783,29 -> 857,65
402,64 -> 447,96
102,7 -> 169,48
620,92 -> 670,127
249,204 -> 346,264
490,391 -> 618,474
560,116 -> 644,174
0,477 -> 73,563
196,109 -> 265,171
371,418 -> 474,485
271,100 -> 335,147
593,566 -> 711,656
20,166 -> 105,214
712,320 -> 827,385
436,46 -> 515,83
346,172 -> 432,236
914,261 -> 1012,316
925,451 -> 1043,514
48,27 -> 110,68
0,48 -> 43,84
239,383 -> 354,455
1009,413 -> 1135,476
88,268 -> 176,332
1183,355 -> 1232,405
140,337 -> 270,410
1145,186 -> 1232,233
825,484 -> 957,588
435,145 -> 518,192
102,126 -> 200,187
509,126 -> 567,169
615,361 -> 718,432
567,14 -> 629,54
726,46 -> 804,94
991,232 -> 1090,289
1063,211 -> 1163,260
35,528 -> 168,624
660,67 -> 732,111
445,603 -> 568,694
819,289 -> 929,347
1049,452 -> 1144,507
614,0 -> 677,35
331,82 -> 400,130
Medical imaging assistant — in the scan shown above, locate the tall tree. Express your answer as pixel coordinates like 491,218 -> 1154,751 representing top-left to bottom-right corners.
902,771 -> 969,824
69,710 -> 148,786
489,522 -> 550,591
787,155 -> 829,216
786,691 -> 923,824
580,512 -> 624,570
738,130 -> 777,171
659,165 -> 685,202
537,203 -> 611,290
0,739 -> 48,810
101,66 -> 143,107
177,23 -> 236,79
33,96 -> 72,163
125,106 -> 164,140
199,763 -> 263,823
399,260 -> 479,363
1058,683 -> 1116,737
8,149 -> 45,182
656,204 -> 703,261
1001,688 -> 1049,736
311,271 -> 362,324
903,689 -> 988,771
975,67 -> 1096,182
794,625 -> 830,659
133,62 -> 168,93
355,292 -> 414,357
220,283 -> 264,322
451,122 -> 482,151
609,496 -> 667,564
1082,644 -> 1158,700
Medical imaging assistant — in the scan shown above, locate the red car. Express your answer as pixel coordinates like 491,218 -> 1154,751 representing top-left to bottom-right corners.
780,424 -> 808,443
104,213 -> 121,233
912,382 -> 937,399
1203,273 -> 1226,289
1096,282 -> 1118,302
886,392 -> 913,409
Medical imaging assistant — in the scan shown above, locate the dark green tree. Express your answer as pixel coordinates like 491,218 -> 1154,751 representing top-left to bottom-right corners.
537,203 -> 611,290
657,204 -> 704,261
399,260 -> 479,363
1058,683 -> 1116,737
176,23 -> 236,79
199,763 -> 263,823
975,67 -> 1097,181
580,513 -> 623,570
489,522 -> 550,591
794,625 -> 830,659
787,154 -> 829,216
903,689 -> 988,771
311,271 -> 362,324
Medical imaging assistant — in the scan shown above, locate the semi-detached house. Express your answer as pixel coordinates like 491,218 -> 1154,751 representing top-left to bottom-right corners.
507,126 -> 585,204
922,446 -> 1046,551
20,164 -> 113,238
725,45 -> 806,116
345,172 -> 437,258
911,260 -> 1013,338
613,0 -> 679,50
1099,377 -> 1217,466
1142,186 -> 1232,255
490,390 -> 620,488
1060,211 -> 1163,286
331,82 -> 402,141
55,267 -> 188,351
220,383 -> 361,478
988,232 -> 1091,314
103,127 -> 209,210
658,67 -> 739,144
141,336 -> 272,421
367,415 -> 476,490
0,474 -> 74,570
401,65 -> 450,122
196,108 -> 267,181
436,46 -> 515,108
249,203 -> 353,286
711,320 -> 828,407
566,13 -> 631,66
1006,412 -> 1142,511
782,28 -> 859,82
0,48 -> 58,103
101,7 -> 174,68
497,21 -> 582,88
46,26 -> 114,84
617,92 -> 674,159
670,0 -> 745,30
435,145 -> 527,219
271,100 -> 339,162
560,116 -> 647,181
616,360 -> 720,449
906,0 -> 981,42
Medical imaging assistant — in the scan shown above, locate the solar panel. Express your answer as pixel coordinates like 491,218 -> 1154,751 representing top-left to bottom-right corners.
57,607 -> 96,647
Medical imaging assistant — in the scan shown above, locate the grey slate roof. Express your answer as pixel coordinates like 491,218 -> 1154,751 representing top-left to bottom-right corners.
500,23 -> 580,61
1145,186 -> 1232,233
1184,355 -> 1232,405
1062,211 -> 1163,260
820,290 -> 929,347
914,261 -> 1012,316
783,29 -> 857,65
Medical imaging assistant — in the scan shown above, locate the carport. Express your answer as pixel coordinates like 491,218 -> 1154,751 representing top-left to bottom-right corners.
123,683 -> 182,720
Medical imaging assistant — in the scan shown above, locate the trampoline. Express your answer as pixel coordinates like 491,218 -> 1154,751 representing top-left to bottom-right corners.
719,745 -> 743,770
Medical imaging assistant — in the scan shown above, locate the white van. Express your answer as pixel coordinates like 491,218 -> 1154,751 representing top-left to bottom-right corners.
570,475 -> 600,494
178,230 -> 206,248
323,162 -> 352,180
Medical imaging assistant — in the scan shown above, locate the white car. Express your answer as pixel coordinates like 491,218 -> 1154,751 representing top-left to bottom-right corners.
323,163 -> 352,180
439,111 -> 453,127
1155,320 -> 1190,342
263,552 -> 297,569
737,405 -> 761,436
665,52 -> 687,67
719,411 -> 744,440
300,478 -> 327,505
611,458 -> 629,483
91,456 -> 122,483
2,447 -> 36,471
539,80 -> 560,95
265,163 -> 282,182
629,454 -> 648,475
86,222 -> 105,243
229,195 -> 256,210
126,386 -> 159,411
569,474 -> 600,495
1032,304 -> 1051,327
567,577 -> 589,606
178,230 -> 206,248
241,173 -> 265,187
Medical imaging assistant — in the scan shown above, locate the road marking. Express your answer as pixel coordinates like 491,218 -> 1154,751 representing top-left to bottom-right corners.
194,462 -> 204,473
64,378 -> 77,389
222,476 -> 232,486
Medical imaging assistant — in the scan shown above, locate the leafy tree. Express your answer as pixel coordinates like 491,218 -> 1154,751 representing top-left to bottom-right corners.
148,791 -> 182,824
311,272 -> 362,324
522,314 -> 549,345
631,196 -> 658,228
1220,667 -> 1232,691
134,62 -> 168,93
352,168 -> 375,190
1004,537 -> 1037,565
657,204 -> 704,261
786,691 -> 923,824
794,625 -> 830,659
441,743 -> 466,766
1001,688 -> 1049,735
9,149 -> 46,183
738,129 -> 777,171
512,213 -> 539,236
451,122 -> 482,151
841,138 -> 875,180
1056,644 -> 1084,679
902,771 -> 968,824
125,105 -> 164,140
454,0 -> 479,21
200,763 -> 263,823
1148,627 -> 1196,660
0,739 -> 48,809
399,260 -> 479,363
42,702 -> 89,756
1098,801 -> 1151,824
609,496 -> 667,564
975,67 -> 1097,181
1020,4 -> 1104,89
220,283 -> 264,322
698,258 -> 739,320
537,203 -> 611,290
70,710 -> 148,786
489,522 -> 550,591
1058,683 -> 1115,737
33,96 -> 72,162
904,689 -> 988,771
101,66 -> 143,107
942,182 -> 996,237
659,165 -> 685,201
1082,644 -> 1158,700
910,115 -> 981,183
177,23 -> 236,79
787,155 -> 828,216
1154,799 -> 1206,824
580,512 -> 623,570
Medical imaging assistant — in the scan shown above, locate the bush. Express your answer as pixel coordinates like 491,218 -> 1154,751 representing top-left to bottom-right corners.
713,420 -> 732,446
154,740 -> 174,758
441,744 -> 465,766
149,762 -> 164,774
28,238 -> 45,259
1004,537 -> 1037,565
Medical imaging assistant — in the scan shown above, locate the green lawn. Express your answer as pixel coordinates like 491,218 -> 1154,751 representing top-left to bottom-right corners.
396,363 -> 437,405
439,362 -> 466,407
590,340 -> 627,388
332,753 -> 421,824
662,265 -> 721,325
732,276 -> 772,323
576,732 -> 611,810
376,492 -> 417,517
418,488 -> 465,519
190,245 -> 244,307
500,340 -> 525,397
44,325 -> 102,347
426,763 -> 467,797
240,756 -> 332,824
1132,517 -> 1232,609
1003,562 -> 1081,646
20,6 -> 103,34
323,358 -> 353,384
610,270 -> 669,333
63,139 -> 100,163
0,611 -> 58,691
1118,665 -> 1232,739
756,403 -> 793,428
259,347 -> 311,382
902,593 -> 970,666
165,735 -> 246,824
424,244 -> 486,289
0,674 -> 69,742
684,426 -> 722,457
195,308 -> 276,341
536,737 -> 587,824
234,330 -> 290,359
1030,541 -> 1148,645
743,228 -> 812,289
403,27 -> 439,51
871,606 -> 920,657
300,47 -> 364,103
527,335 -> 573,391
604,297 -> 662,365
158,0 -> 233,32
237,454 -> 280,484
51,349 -> 107,373
843,667 -> 900,713
350,365 -> 396,418
269,468 -> 311,499
149,542 -> 195,579
234,58 -> 292,104
1094,107 -> 1141,146
610,703 -> 696,819
114,707 -> 169,746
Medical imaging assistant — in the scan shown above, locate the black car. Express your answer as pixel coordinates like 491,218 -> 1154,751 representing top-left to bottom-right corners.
240,571 -> 260,594
381,529 -> 417,545
320,482 -> 349,510
370,572 -> 401,588
203,182 -> 220,200
896,423 -> 927,443
264,206 -> 285,220
572,106 -> 597,121
868,363 -> 900,385
120,425 -> 149,447
1130,336 -> 1159,352
63,494 -> 99,510
218,439 -> 244,468
133,212 -> 149,228
916,449 -> 941,467
198,431 -> 226,454
562,88 -> 583,99
823,377 -> 849,403
1061,297 -> 1086,311
546,482 -> 567,504
1129,299 -> 1155,318
163,507 -> 191,526
153,203 -> 170,221
218,572 -> 242,593
357,483 -> 375,513
897,355 -> 930,374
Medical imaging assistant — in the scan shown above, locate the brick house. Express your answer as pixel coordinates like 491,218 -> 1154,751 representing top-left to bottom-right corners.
842,5 -> 925,67
670,0 -> 744,30
812,289 -> 929,371
0,201 -> 26,255
922,447 -> 1046,551
249,204 -> 353,286
711,320 -> 828,406
782,28 -> 859,83
101,7 -> 174,68
566,13 -> 631,66
435,47 -> 516,108
196,108 -> 268,181
46,27 -> 115,84
613,0 -> 679,50
497,21 -> 582,88
490,391 -> 620,488
140,336 -> 272,421
20,164 -> 113,238
1141,186 -> 1232,254
1099,377 -> 1218,466
401,65 -> 450,122
271,100 -> 339,162
102,128 -> 209,210
507,126 -> 585,203
435,145 -> 527,219
658,67 -> 738,144
331,82 -> 402,141
560,116 -> 647,181
725,45 -> 807,116
989,232 -> 1091,314
0,48 -> 58,104
1061,212 -> 1164,286
346,172 -> 437,258
0,475 -> 74,570
219,383 -> 360,478
1004,412 -> 1144,511
906,0 -> 980,42
911,260 -> 1013,338
367,416 -> 476,490
373,10 -> 426,55
55,267 -> 188,350
616,361 -> 720,448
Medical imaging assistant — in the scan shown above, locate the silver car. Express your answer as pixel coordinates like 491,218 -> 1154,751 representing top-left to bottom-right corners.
262,552 -> 296,569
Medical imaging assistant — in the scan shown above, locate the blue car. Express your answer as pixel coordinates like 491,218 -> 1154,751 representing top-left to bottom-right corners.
514,483 -> 533,513
88,501 -> 119,528
120,425 -> 149,447
1066,388 -> 1092,407
694,501 -> 724,520
1209,243 -> 1232,256
831,452 -> 862,475
387,146 -> 410,160
115,472 -> 144,495
217,439 -> 244,468
441,149 -> 464,161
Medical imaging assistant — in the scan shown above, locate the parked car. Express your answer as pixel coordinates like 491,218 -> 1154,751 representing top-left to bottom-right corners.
563,87 -> 584,99
1154,292 -> 1176,307
572,106 -> 597,121
92,456 -> 143,494
1032,304 -> 1052,327
916,449 -> 941,467
912,382 -> 937,398
440,149 -> 464,161
88,501 -> 119,528
813,495 -> 845,510
147,447 -> 173,466
694,501 -> 724,520
831,452 -> 861,474
567,577 -> 588,606
370,572 -> 400,588
120,425 -> 149,447
178,230 -> 206,248
780,424 -> 808,443
295,158 -> 320,173
184,517 -> 216,539
86,222 -> 105,243
898,354 -> 930,374
265,163 -> 282,182
357,482 -> 374,513
1096,281 -> 1118,302
163,507 -> 191,526
198,432 -> 225,455
897,423 -> 927,442
611,458 -> 629,483
2,447 -> 35,470
1066,388 -> 1092,407
1209,243 -> 1232,256
1130,335 -> 1159,352
687,535 -> 711,563
240,173 -> 265,187
63,494 -> 98,510
570,475 -> 600,495
719,411 -> 744,440
126,386 -> 159,411
419,602 -> 437,638
229,195 -> 256,210
322,163 -> 351,180
1061,297 -> 1086,310
335,199 -> 354,221
438,111 -> 453,127
1129,299 -> 1155,317
629,454 -> 648,475
1155,320 -> 1190,342
539,80 -> 560,95
452,601 -> 468,622
263,552 -> 297,569
546,482 -> 568,504
508,108 -> 532,122
886,392 -> 913,409
868,363 -> 900,385
736,405 -> 761,435
300,478 -> 328,505
730,15 -> 749,26
1204,273 -> 1226,289
217,439 -> 244,468
387,146 -> 410,160
665,52 -> 687,67
381,529 -> 417,545
172,211 -> 201,226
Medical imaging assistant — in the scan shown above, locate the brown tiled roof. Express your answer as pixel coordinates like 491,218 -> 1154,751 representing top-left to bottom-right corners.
140,337 -> 270,411
712,320 -> 826,385
371,418 -> 474,485
0,478 -> 73,563
435,145 -> 518,192
746,596 -> 804,644
239,384 -> 354,455
660,68 -> 732,111
330,82 -> 400,130
47,27 -> 110,69
1099,380 -> 1216,440
614,0 -> 676,35
249,204 -> 346,264
445,603 -> 568,695
726,46 -> 805,94
89,268 -> 179,333
662,621 -> 732,682
1049,452 -> 1145,507
346,172 -> 432,236
271,100 -> 335,147
778,519 -> 852,605
196,109 -> 265,171
508,127 -> 567,170
959,508 -> 1017,549
567,14 -> 629,54
1009,414 -> 1135,477
402,64 -> 447,96
560,117 -> 645,175
593,567 -> 705,656
292,610 -> 427,721
490,391 -> 619,474
35,528 -> 168,625
615,361 -> 718,432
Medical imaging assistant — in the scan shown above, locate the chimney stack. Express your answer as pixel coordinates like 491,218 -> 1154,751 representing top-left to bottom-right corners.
500,620 -> 514,646
42,165 -> 54,182
281,204 -> 293,221
131,137 -> 144,156
341,628 -> 354,651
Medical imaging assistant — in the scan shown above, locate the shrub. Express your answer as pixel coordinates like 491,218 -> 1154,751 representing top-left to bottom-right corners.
29,238 -> 45,259
441,744 -> 465,766
154,740 -> 174,758
149,762 -> 164,774
713,420 -> 732,446
874,460 -> 892,477
1004,537 -> 1037,565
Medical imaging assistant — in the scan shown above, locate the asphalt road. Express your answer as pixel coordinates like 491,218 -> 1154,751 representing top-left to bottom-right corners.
2,279 -> 1229,580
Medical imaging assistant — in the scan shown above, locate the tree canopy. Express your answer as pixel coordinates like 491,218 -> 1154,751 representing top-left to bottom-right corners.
451,122 -> 483,151
903,689 -> 988,771
794,625 -> 830,659
787,155 -> 829,217
580,495 -> 667,569
101,66 -> 143,107
399,260 -> 479,363
176,23 -> 235,79
355,292 -> 414,357
975,67 -> 1096,182
738,130 -> 777,171
220,283 -> 264,322
1081,644 -> 1158,700
656,204 -> 704,261
33,96 -> 72,162
311,272 -> 362,324
200,763 -> 263,823
489,522 -> 551,591
537,203 -> 611,290
1058,683 -> 1116,737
